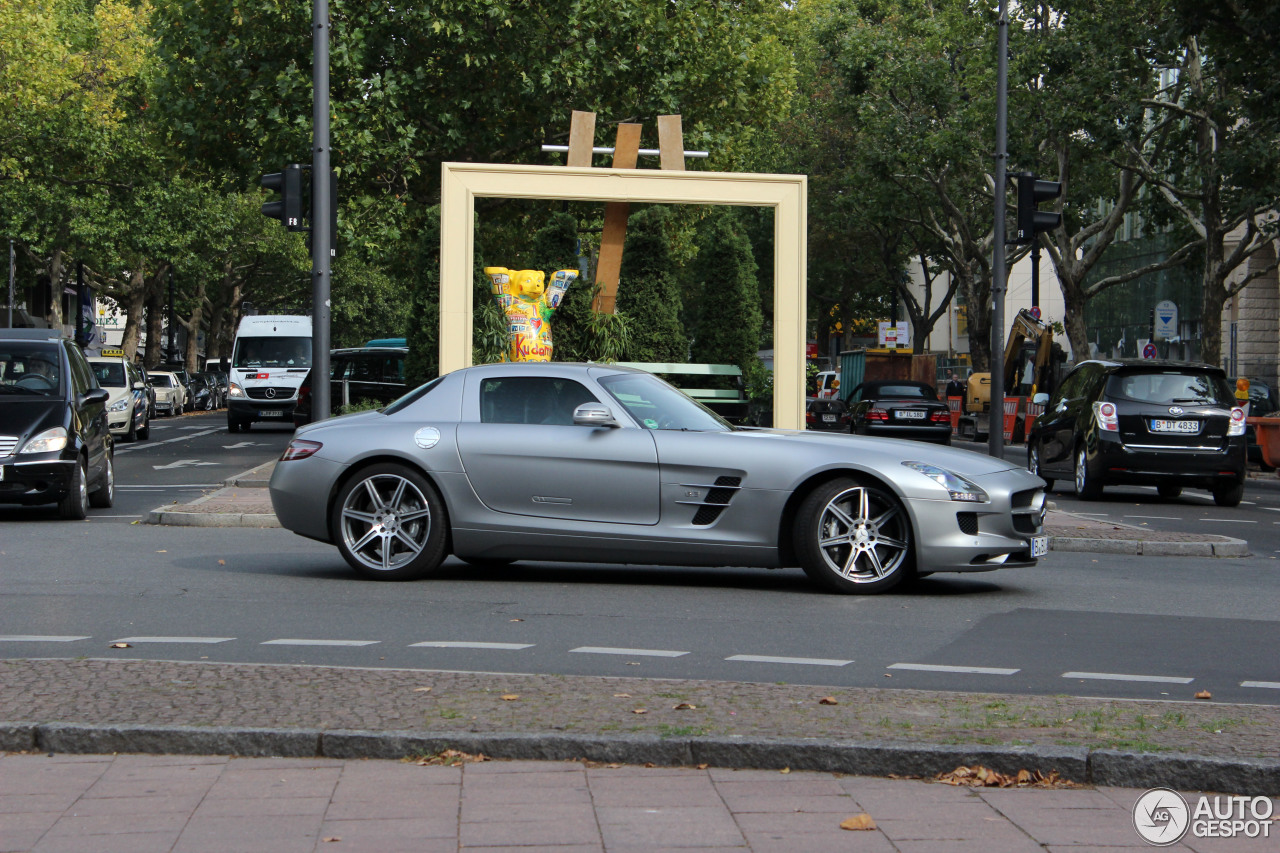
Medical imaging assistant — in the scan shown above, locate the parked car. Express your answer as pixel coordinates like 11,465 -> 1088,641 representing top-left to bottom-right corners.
135,363 -> 159,419
292,346 -> 409,426
148,370 -> 185,416
86,355 -> 150,441
201,371 -> 229,408
0,329 -> 115,518
186,374 -> 217,411
1027,359 -> 1247,506
847,380 -> 952,445
270,362 -> 1047,594
805,397 -> 850,431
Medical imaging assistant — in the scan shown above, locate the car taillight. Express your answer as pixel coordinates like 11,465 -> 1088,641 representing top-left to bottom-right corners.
867,407 -> 889,422
280,439 -> 322,461
1228,407 -> 1246,436
929,410 -> 950,424
1093,401 -> 1119,432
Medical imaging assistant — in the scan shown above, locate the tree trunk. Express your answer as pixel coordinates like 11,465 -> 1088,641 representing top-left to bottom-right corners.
47,248 -> 65,328
119,270 -> 147,359
144,285 -> 165,368
183,278 -> 207,370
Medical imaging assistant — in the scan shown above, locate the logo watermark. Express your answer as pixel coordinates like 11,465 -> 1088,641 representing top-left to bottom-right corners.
1133,789 -> 1274,846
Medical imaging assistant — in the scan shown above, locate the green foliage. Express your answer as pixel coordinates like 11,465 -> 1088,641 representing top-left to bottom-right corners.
403,207 -> 442,387
689,209 -> 766,387
616,206 -> 689,362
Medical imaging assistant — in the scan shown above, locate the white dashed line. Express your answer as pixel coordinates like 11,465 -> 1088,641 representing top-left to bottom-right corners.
888,663 -> 1020,676
570,646 -> 689,657
0,635 -> 90,642
409,641 -> 533,650
1241,681 -> 1280,690
726,654 -> 851,667
111,636 -> 235,644
113,429 -> 220,453
1123,516 -> 1178,521
262,639 -> 380,647
1199,518 -> 1255,523
1062,671 -> 1193,684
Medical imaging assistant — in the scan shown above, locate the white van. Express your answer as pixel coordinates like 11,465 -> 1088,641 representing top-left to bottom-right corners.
226,315 -> 312,432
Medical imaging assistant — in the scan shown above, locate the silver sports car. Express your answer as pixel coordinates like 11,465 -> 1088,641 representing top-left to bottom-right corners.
269,362 -> 1048,594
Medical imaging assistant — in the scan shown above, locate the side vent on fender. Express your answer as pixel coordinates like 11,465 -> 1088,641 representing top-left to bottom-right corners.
678,475 -> 743,526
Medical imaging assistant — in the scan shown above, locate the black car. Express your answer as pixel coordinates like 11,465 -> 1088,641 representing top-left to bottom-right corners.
0,329 -> 114,518
186,374 -> 217,411
847,380 -> 952,444
1027,359 -> 1247,506
805,397 -> 850,431
292,346 -> 409,426
201,371 -> 229,408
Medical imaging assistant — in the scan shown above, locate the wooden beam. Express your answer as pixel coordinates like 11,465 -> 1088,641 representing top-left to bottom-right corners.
566,110 -> 596,167
657,115 -> 685,171
591,123 -> 642,313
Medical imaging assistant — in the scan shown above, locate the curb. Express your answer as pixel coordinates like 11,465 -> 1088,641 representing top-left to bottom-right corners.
2,722 -> 1276,796
145,509 -> 281,528
1048,535 -> 1249,557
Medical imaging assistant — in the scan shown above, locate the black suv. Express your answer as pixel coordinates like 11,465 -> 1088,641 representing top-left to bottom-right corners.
292,346 -> 408,426
1027,359 -> 1246,506
0,329 -> 115,518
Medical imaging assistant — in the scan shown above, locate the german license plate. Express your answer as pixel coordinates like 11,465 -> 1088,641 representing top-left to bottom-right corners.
1030,535 -> 1048,557
1150,419 -> 1199,433
895,410 -> 925,419
258,410 -> 283,417
822,414 -> 836,422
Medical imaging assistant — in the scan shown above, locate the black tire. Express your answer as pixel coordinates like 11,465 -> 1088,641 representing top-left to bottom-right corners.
1213,480 -> 1244,508
89,453 -> 115,508
792,477 -> 913,594
1027,443 -> 1054,491
173,399 -> 183,417
1157,484 -> 1182,499
1075,445 -> 1102,500
332,463 -> 449,581
138,414 -> 150,441
125,408 -> 138,443
58,458 -> 89,520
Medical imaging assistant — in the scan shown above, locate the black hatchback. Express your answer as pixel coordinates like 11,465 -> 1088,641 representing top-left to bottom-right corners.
0,329 -> 115,518
1027,359 -> 1246,506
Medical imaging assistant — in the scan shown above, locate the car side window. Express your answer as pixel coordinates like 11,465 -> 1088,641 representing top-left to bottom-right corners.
65,344 -> 93,397
480,377 -> 600,425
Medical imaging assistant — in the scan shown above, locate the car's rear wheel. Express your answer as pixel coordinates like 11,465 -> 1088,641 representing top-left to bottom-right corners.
793,477 -> 912,594
1027,444 -> 1054,491
1157,484 -> 1182,499
58,458 -> 88,520
1075,446 -> 1102,499
89,454 -> 114,508
332,464 -> 448,581
1213,480 -> 1244,508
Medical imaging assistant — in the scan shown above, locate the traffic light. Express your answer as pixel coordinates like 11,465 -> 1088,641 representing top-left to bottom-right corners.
1014,173 -> 1062,244
260,164 -> 305,231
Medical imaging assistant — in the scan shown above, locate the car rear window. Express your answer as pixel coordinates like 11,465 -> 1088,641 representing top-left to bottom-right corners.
91,362 -> 126,387
1106,371 -> 1234,407
870,384 -> 935,399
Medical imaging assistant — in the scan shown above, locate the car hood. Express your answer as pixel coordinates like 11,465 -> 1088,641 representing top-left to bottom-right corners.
101,386 -> 130,406
0,399 -> 66,444
737,427 -> 1020,476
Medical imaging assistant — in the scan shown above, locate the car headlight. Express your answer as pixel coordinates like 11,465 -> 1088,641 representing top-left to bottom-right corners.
228,382 -> 245,397
109,398 -> 130,412
21,426 -> 68,454
901,461 -> 988,502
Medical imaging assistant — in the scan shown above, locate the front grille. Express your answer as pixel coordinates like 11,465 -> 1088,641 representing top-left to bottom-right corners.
956,512 -> 979,536
246,387 -> 296,400
0,435 -> 18,457
1013,515 -> 1040,534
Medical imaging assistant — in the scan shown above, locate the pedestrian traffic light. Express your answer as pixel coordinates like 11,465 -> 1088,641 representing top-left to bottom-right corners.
260,164 -> 305,231
1014,173 -> 1062,244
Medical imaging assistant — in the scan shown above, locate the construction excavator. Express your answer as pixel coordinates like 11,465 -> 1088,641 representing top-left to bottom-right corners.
956,309 -> 1064,443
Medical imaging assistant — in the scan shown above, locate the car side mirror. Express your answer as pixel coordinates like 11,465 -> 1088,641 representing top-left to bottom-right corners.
133,381 -> 146,390
1032,392 -> 1049,405
81,388 -> 110,406
572,403 -> 620,428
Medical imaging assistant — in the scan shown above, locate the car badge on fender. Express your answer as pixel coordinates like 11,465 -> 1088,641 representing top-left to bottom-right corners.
1168,406 -> 1184,415
414,427 -> 441,449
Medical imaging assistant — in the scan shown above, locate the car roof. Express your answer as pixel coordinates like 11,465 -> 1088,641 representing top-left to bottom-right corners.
332,346 -> 409,356
1074,358 -> 1224,375
0,328 -> 66,342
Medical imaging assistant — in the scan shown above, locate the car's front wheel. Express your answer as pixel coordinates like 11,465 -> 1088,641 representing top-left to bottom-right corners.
58,458 -> 88,520
792,477 -> 913,594
1213,480 -> 1244,508
1075,446 -> 1102,499
89,454 -> 114,508
332,464 -> 449,581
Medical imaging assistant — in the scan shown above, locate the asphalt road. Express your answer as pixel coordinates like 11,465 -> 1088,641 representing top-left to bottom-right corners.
1,416 -> 1277,707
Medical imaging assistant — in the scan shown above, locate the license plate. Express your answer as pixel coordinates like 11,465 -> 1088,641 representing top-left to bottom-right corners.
1030,535 -> 1049,557
895,410 -> 925,419
0,466 -> 4,481
1150,419 -> 1199,433
822,414 -> 836,422
258,410 -> 283,417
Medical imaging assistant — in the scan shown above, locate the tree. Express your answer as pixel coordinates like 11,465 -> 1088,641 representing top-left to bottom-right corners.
689,210 -> 765,380
616,206 -> 688,363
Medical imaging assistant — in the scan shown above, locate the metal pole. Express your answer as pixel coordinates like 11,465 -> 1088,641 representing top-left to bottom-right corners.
8,240 -> 14,328
989,0 -> 1009,459
311,0 -> 332,421
168,268 -> 176,363
1031,241 -> 1040,312
76,260 -> 85,345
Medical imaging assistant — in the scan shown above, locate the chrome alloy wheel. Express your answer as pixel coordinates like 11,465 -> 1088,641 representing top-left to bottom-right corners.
815,485 -> 909,583
339,473 -> 435,573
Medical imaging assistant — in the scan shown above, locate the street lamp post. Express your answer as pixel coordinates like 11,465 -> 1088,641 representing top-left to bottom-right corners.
989,0 -> 1009,459
310,0 -> 332,421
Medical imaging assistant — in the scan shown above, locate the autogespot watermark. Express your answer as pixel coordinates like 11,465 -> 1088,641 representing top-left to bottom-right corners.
1133,788 -> 1275,846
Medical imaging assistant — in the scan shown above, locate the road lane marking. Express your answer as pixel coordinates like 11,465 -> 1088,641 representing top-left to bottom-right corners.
117,484 -> 220,490
0,635 -> 90,642
1241,681 -> 1280,689
1198,518 -> 1255,523
111,636 -> 235,644
262,639 -> 380,647
113,428 -> 221,453
726,654 -> 851,667
888,663 -> 1020,676
570,646 -> 689,657
1124,516 -> 1179,521
409,641 -> 533,650
1062,671 -> 1193,684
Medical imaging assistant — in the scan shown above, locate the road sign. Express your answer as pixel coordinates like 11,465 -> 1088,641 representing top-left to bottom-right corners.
1154,299 -> 1178,340
1030,306 -> 1041,320
1142,342 -> 1158,359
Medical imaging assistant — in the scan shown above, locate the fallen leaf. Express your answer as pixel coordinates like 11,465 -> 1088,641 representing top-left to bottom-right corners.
412,749 -> 489,766
625,662 -> 640,666
780,767 -> 791,774
156,550 -> 167,553
632,708 -> 647,714
1016,769 -> 1032,784
1195,690 -> 1212,700
413,687 -> 433,693
696,763 -> 709,770
217,560 -> 225,565
613,693 -> 632,699
509,618 -> 523,622
840,813 -> 876,831
673,702 -> 697,710
819,696 -> 839,705
500,694 -> 519,701
322,837 -> 341,843
109,643 -> 131,649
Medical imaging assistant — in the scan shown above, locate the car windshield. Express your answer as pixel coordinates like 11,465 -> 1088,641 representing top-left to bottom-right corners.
1107,371 -> 1234,407
0,343 -> 63,397
598,372 -> 731,431
91,362 -> 127,387
151,374 -> 173,388
233,336 -> 312,368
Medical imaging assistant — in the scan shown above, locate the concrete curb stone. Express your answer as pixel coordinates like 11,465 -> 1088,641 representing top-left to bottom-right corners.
0,723 -> 36,752
1090,749 -> 1280,796
145,509 -> 281,528
36,723 -> 319,758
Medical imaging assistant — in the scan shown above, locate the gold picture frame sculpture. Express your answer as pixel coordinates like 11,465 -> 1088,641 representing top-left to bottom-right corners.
439,162 -> 808,429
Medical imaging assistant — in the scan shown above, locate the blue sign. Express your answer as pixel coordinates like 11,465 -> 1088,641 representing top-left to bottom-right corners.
1142,342 -> 1158,359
